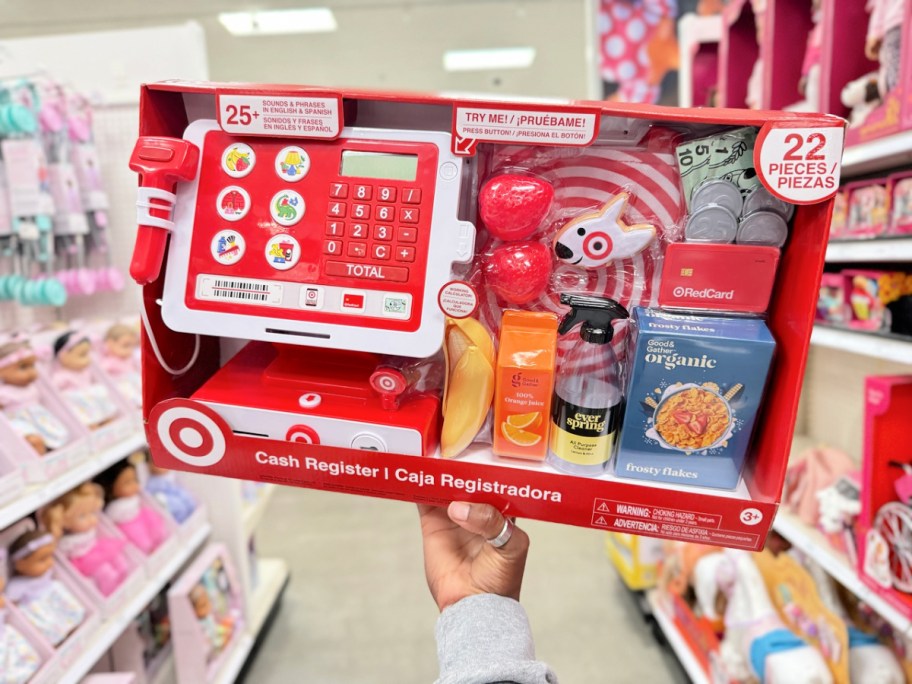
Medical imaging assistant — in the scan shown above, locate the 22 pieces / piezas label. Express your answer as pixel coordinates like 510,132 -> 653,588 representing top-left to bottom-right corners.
756,126 -> 844,204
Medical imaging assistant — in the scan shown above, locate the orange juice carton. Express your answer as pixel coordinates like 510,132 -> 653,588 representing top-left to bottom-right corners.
493,311 -> 558,460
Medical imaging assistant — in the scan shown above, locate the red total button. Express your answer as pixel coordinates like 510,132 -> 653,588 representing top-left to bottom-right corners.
325,261 -> 409,282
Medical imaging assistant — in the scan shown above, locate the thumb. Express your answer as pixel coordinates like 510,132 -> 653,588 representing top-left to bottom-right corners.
447,501 -> 507,540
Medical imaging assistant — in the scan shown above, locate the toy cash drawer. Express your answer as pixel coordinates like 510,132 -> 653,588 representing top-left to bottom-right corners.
160,120 -> 475,358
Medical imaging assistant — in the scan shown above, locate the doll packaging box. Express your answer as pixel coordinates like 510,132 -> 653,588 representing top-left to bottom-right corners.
96,459 -> 180,578
857,375 -> 912,622
0,519 -> 101,672
37,327 -> 136,452
168,543 -> 244,684
0,335 -> 91,483
41,483 -> 146,620
0,447 -> 24,509
131,81 -> 844,551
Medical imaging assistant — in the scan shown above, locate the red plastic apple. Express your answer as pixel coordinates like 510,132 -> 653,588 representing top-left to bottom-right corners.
483,241 -> 553,305
479,174 -> 554,241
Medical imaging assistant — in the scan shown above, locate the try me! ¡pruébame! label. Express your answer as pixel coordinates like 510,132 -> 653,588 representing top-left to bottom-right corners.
454,106 -> 599,147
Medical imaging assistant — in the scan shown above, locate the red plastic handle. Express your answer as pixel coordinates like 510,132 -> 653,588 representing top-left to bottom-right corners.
128,137 -> 200,285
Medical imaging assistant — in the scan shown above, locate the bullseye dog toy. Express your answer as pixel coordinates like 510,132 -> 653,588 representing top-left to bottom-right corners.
552,193 -> 656,269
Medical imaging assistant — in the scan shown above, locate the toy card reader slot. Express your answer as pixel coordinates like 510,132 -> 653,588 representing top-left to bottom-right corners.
264,345 -> 376,402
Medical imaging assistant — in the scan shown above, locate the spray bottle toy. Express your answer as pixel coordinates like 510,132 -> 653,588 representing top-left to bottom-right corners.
547,293 -> 629,477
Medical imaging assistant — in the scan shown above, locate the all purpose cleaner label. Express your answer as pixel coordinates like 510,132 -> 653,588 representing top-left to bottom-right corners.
549,398 -> 620,466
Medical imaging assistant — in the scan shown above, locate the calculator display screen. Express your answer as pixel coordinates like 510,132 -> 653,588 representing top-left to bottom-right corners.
340,151 -> 418,181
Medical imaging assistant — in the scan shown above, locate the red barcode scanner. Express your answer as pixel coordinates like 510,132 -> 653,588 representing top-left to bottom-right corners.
128,137 -> 200,285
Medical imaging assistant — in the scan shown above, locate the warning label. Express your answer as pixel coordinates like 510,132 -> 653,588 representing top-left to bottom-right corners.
218,94 -> 341,138
593,498 -> 722,529
756,126 -> 843,204
591,513 -> 759,549
454,106 -> 599,146
590,498 -> 757,549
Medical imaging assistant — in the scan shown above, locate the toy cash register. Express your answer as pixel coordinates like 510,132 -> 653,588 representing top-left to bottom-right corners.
130,120 -> 475,358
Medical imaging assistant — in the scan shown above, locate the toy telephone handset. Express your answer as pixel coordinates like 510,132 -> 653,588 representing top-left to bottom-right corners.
132,120 -> 475,358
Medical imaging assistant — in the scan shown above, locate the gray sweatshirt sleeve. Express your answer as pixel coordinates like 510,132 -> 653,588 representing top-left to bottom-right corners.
435,594 -> 558,684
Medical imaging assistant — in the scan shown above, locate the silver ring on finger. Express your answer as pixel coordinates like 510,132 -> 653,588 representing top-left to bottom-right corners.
486,518 -> 514,548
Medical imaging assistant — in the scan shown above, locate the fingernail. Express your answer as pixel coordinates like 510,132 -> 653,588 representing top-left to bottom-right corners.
449,502 -> 471,521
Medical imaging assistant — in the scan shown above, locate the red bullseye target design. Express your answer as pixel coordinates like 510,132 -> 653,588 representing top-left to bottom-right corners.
286,424 -> 320,444
582,232 -> 613,260
168,417 -> 215,458
370,368 -> 407,396
156,405 -> 227,467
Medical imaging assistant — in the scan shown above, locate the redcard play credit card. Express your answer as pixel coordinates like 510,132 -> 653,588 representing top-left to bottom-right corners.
659,243 -> 780,314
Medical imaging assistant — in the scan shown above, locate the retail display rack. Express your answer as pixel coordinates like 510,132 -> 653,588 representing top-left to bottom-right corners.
646,3 -> 912,672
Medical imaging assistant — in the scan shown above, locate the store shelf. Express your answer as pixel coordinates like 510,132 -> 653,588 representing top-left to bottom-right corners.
59,522 -> 211,684
842,129 -> 912,176
242,484 -> 276,539
772,510 -> 912,636
250,557 -> 290,637
213,633 -> 254,684
645,590 -> 710,684
0,431 -> 146,530
811,325 -> 912,365
150,650 -> 177,684
826,237 -> 912,263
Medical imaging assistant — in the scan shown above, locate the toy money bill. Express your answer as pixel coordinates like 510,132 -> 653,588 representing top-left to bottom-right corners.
677,127 -> 761,209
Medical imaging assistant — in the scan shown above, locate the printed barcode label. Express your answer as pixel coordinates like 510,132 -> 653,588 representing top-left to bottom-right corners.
213,289 -> 268,302
197,275 -> 283,307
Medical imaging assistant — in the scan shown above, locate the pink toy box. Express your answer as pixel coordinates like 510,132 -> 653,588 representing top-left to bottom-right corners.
2,601 -> 59,684
132,491 -> 180,578
0,518 -> 101,672
0,376 -> 90,484
81,675 -> 138,684
858,376 -> 912,622
31,327 -> 136,453
816,272 -> 846,324
168,543 -> 244,684
0,446 -> 24,508
136,460 -> 209,545
764,0 -> 818,111
827,0 -> 912,146
719,0 -> 762,108
844,179 -> 890,238
843,269 -> 912,330
109,604 -> 172,684
887,171 -> 912,235
52,514 -> 146,620
829,187 -> 848,238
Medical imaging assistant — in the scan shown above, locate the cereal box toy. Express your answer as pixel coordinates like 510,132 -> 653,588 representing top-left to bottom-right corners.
615,308 -> 775,489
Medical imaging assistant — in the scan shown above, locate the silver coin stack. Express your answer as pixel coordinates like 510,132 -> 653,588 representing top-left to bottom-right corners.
684,179 -> 792,248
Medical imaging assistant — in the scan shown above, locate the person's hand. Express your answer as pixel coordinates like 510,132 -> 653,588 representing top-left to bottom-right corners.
866,37 -> 882,62
418,501 -> 529,612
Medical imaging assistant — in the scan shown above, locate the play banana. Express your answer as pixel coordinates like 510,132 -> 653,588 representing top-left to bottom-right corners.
440,317 -> 495,458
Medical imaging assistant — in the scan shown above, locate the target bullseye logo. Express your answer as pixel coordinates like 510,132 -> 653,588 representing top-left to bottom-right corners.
157,405 -> 227,468
582,232 -> 612,261
286,424 -> 320,444
373,371 -> 404,393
